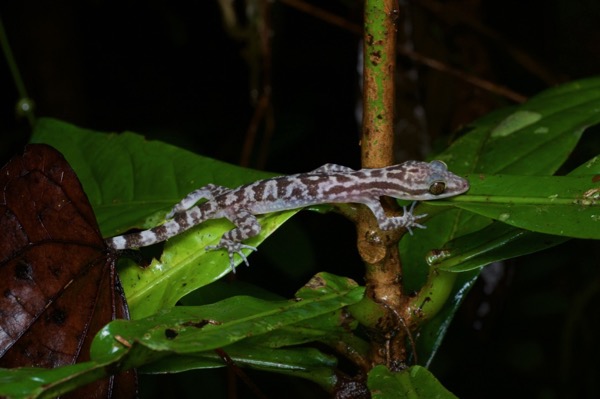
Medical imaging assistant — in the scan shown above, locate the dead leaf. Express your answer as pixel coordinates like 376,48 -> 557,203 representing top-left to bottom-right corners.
0,144 -> 137,398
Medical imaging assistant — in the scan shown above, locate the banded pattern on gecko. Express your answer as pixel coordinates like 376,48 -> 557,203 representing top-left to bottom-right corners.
107,160 -> 469,270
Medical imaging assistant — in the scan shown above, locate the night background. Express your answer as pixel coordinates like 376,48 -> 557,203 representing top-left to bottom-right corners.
1,1 -> 599,398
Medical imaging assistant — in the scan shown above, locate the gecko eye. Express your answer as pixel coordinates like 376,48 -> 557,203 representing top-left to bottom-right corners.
429,181 -> 446,195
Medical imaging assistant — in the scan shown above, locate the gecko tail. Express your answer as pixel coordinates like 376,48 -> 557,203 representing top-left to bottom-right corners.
106,212 -> 199,250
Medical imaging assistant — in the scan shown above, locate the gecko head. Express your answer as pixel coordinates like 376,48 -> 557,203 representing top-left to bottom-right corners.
385,160 -> 470,200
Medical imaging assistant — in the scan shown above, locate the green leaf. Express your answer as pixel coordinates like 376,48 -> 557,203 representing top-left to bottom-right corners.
130,273 -> 363,390
119,210 -> 297,319
435,155 -> 600,271
30,118 -> 275,236
407,77 -> 600,365
436,76 -> 600,175
428,79 -> 600,276
434,222 -> 567,272
368,365 -> 458,399
141,344 -> 338,389
0,362 -> 106,399
453,174 -> 600,239
0,344 -> 155,399
236,274 -> 361,348
29,118 -> 301,318
91,273 -> 364,357
295,272 -> 362,300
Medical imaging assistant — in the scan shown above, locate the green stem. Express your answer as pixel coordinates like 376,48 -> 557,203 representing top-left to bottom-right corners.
0,14 -> 36,127
360,0 -> 404,367
347,295 -> 386,328
406,269 -> 457,323
362,0 -> 396,167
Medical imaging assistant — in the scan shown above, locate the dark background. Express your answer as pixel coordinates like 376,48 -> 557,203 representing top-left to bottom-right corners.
1,1 -> 599,398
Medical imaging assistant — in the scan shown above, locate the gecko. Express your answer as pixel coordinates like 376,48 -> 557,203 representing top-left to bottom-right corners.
106,160 -> 469,271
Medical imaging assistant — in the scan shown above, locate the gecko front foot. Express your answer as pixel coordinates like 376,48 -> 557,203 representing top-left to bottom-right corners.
401,204 -> 427,235
377,202 -> 428,234
205,240 -> 258,272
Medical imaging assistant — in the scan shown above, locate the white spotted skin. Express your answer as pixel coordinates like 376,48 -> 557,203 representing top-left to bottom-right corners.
106,160 -> 469,271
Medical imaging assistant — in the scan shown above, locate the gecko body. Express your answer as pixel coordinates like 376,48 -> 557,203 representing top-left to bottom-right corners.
107,160 -> 469,270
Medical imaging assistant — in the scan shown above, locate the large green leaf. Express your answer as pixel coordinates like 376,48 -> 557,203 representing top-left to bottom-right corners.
92,272 -> 363,356
31,118 -> 275,236
118,210 -> 297,319
133,273 -> 364,390
436,76 -> 600,175
29,118 -> 300,318
453,174 -> 600,239
404,76 -> 600,289
434,155 -> 600,272
405,77 -> 600,365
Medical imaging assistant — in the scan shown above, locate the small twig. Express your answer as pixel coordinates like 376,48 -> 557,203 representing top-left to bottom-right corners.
414,0 -> 565,85
279,0 -> 529,102
240,0 -> 274,168
215,348 -> 269,399
397,47 -> 527,103
279,0 -> 362,35
388,304 -> 418,366
240,87 -> 272,167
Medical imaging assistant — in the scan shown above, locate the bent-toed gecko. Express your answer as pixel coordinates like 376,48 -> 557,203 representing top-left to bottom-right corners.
107,160 -> 469,270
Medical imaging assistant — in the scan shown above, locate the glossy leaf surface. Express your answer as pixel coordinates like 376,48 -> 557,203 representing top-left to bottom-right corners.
454,173 -> 600,239
91,272 -> 363,358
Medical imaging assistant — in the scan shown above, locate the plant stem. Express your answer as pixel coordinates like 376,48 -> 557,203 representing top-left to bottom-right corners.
362,0 -> 396,168
406,269 -> 457,323
361,0 -> 408,369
